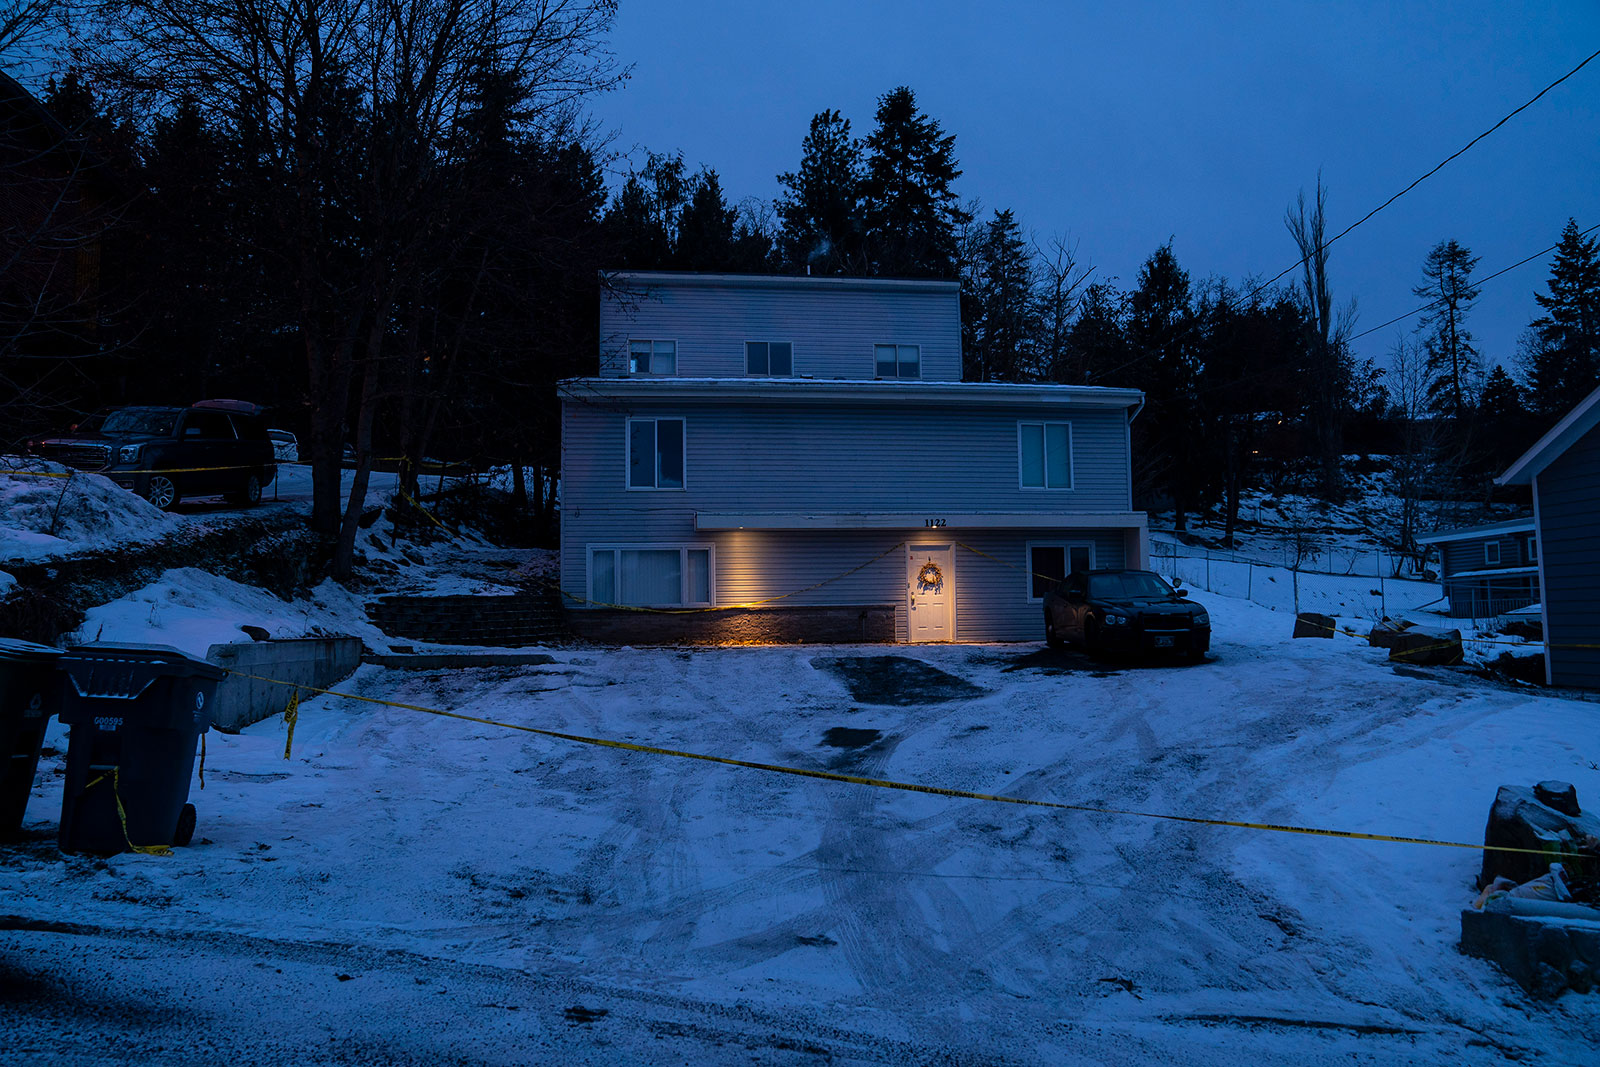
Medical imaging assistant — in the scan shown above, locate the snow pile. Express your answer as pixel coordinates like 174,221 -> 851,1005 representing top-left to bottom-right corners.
70,567 -> 392,656
0,457 -> 180,563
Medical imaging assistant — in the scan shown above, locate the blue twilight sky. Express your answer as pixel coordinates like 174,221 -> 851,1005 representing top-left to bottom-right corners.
588,1 -> 1600,379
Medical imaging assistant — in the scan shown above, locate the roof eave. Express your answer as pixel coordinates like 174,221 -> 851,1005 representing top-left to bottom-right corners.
1497,382 -> 1600,485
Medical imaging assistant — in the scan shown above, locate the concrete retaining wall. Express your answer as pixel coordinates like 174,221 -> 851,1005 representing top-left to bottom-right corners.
567,604 -> 898,645
205,636 -> 363,732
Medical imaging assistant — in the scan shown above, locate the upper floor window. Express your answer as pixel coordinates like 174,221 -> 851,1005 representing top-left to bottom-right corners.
629,339 -> 677,376
627,417 -> 685,490
746,341 -> 793,376
1484,541 -> 1501,566
875,344 -> 920,380
1019,421 -> 1072,490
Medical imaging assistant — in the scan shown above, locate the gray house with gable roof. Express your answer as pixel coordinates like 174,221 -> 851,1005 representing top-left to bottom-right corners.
558,271 -> 1149,643
1497,381 -> 1600,688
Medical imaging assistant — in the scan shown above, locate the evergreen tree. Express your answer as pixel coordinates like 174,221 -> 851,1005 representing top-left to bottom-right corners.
1059,281 -> 1125,386
1412,238 -> 1481,418
1479,364 -> 1524,420
675,169 -> 738,270
962,208 -> 1035,381
775,109 -> 863,274
1127,242 -> 1200,528
601,152 -> 686,269
860,86 -> 969,278
1522,219 -> 1600,416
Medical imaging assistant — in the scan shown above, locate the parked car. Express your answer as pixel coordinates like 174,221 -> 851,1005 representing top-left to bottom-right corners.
28,399 -> 277,510
1043,568 -> 1211,661
266,428 -> 299,462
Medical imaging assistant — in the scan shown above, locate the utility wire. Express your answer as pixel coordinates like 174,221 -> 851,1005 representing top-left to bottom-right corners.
1349,222 -> 1600,342
1253,46 -> 1600,297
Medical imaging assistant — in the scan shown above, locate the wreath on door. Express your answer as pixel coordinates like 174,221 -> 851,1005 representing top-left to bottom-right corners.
916,560 -> 944,593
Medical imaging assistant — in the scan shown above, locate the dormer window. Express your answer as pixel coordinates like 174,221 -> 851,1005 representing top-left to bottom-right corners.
746,341 -> 793,376
629,339 -> 677,376
875,344 -> 920,380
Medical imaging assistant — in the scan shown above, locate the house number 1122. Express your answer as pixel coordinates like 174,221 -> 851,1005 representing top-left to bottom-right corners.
924,518 -> 947,527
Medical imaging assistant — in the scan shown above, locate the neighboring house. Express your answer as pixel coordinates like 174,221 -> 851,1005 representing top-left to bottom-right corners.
1496,381 -> 1600,688
1416,517 -> 1539,619
559,271 -> 1148,643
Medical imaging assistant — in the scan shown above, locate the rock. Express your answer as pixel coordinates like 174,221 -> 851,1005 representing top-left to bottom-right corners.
1535,781 -> 1581,817
402,546 -> 425,566
1480,784 -> 1600,889
1367,617 -> 1414,649
1504,619 -> 1544,641
357,506 -> 383,529
240,625 -> 271,642
1387,627 -> 1463,666
1292,612 -> 1336,639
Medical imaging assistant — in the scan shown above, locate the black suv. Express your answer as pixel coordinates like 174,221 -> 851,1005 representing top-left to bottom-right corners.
29,399 -> 277,510
1043,568 -> 1211,661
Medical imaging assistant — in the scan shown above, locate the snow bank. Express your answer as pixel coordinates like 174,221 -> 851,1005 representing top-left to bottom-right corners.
0,457 -> 179,563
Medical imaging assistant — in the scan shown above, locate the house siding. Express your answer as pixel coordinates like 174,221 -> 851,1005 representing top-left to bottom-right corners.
1534,422 -> 1600,688
598,278 -> 962,381
561,395 -> 1138,641
1439,535 -> 1533,576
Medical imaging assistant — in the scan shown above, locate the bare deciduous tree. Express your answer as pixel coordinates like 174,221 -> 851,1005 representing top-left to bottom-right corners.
1285,176 -> 1355,501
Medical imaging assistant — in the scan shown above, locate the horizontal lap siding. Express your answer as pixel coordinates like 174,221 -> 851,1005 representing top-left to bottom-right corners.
1537,423 -> 1600,688
1441,536 -> 1532,575
598,283 -> 962,381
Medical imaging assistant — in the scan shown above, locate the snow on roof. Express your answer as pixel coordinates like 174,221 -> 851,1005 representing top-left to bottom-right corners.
1497,380 -> 1600,485
602,270 -> 960,294
1443,565 -> 1539,579
1415,516 -> 1535,545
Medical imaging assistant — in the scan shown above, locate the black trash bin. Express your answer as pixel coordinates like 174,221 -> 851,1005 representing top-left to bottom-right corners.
57,643 -> 223,855
0,637 -> 63,839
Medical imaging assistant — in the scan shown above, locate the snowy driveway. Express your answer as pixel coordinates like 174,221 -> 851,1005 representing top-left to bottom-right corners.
4,595 -> 1598,1064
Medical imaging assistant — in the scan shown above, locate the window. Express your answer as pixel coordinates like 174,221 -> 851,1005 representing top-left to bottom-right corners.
1526,537 -> 1538,563
1018,422 -> 1072,489
1027,541 -> 1094,600
1484,541 -> 1501,566
746,341 -> 793,376
588,545 -> 713,607
628,339 -> 677,375
183,412 -> 235,439
627,417 -> 685,489
874,344 -> 920,379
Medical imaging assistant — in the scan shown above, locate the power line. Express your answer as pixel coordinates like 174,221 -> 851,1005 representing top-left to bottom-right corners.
1350,222 -> 1600,342
1254,46 -> 1600,297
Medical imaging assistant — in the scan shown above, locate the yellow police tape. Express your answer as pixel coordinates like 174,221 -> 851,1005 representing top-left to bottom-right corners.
81,768 -> 174,856
221,667 -> 1590,862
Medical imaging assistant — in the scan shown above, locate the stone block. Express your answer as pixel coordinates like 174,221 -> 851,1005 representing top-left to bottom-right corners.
1387,627 -> 1463,665
206,636 -> 363,732
1479,784 -> 1600,888
1292,612 -> 1336,638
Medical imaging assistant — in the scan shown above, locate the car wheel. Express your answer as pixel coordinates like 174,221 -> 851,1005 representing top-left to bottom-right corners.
1045,612 -> 1063,649
1084,618 -> 1104,659
228,473 -> 262,506
145,475 -> 179,511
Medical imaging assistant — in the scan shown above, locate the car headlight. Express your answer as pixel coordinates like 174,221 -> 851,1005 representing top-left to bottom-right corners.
1103,613 -> 1127,626
1194,613 -> 1210,627
117,444 -> 142,463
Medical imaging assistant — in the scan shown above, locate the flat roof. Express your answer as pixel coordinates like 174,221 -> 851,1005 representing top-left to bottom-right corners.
561,377 -> 1144,409
1416,516 -> 1535,545
601,270 -> 960,295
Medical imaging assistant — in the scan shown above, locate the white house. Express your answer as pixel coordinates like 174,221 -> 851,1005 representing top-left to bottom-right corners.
558,271 -> 1148,643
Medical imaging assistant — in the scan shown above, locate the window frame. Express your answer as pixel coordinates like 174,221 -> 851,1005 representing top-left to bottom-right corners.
624,416 -> 687,491
873,343 -> 921,380
744,339 -> 795,377
1484,541 -> 1501,566
1024,539 -> 1096,602
627,338 -> 678,376
1525,536 -> 1538,563
586,543 -> 715,608
1017,421 -> 1074,490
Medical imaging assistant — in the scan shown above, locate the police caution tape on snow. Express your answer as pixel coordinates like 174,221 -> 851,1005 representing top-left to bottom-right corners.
222,667 -> 1589,863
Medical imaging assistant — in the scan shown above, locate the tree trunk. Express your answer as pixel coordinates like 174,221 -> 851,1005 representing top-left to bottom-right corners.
511,459 -> 527,509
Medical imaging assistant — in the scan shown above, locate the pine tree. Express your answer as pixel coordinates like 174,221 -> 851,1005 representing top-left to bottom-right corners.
860,87 -> 969,278
1127,242 -> 1200,529
675,169 -> 738,271
1412,238 -> 1481,418
775,110 -> 863,274
962,208 -> 1035,381
1522,219 -> 1600,416
1060,281 -> 1125,386
1479,364 -> 1524,420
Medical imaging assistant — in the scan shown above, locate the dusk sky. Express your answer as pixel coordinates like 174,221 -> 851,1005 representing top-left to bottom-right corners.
590,2 -> 1600,379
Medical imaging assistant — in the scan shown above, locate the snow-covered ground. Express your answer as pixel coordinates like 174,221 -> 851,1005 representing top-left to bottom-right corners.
5,583 -> 1597,1063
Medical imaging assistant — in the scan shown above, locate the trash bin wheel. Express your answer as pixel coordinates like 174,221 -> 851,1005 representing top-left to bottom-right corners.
174,803 -> 196,847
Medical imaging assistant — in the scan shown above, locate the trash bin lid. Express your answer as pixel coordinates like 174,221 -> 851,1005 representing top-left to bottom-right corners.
59,642 -> 225,681
0,637 -> 62,663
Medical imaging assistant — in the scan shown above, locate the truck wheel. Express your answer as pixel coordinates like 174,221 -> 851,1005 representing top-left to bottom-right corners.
1045,613 -> 1063,649
145,475 -> 180,511
173,803 -> 196,847
228,473 -> 262,506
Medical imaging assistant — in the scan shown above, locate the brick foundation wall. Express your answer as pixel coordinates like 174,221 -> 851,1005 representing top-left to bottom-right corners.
567,604 -> 898,645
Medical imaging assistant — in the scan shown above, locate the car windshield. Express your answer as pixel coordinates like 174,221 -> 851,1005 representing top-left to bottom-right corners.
1088,572 -> 1175,599
101,409 -> 179,435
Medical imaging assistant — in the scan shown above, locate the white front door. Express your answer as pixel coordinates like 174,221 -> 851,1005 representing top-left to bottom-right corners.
907,544 -> 955,642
